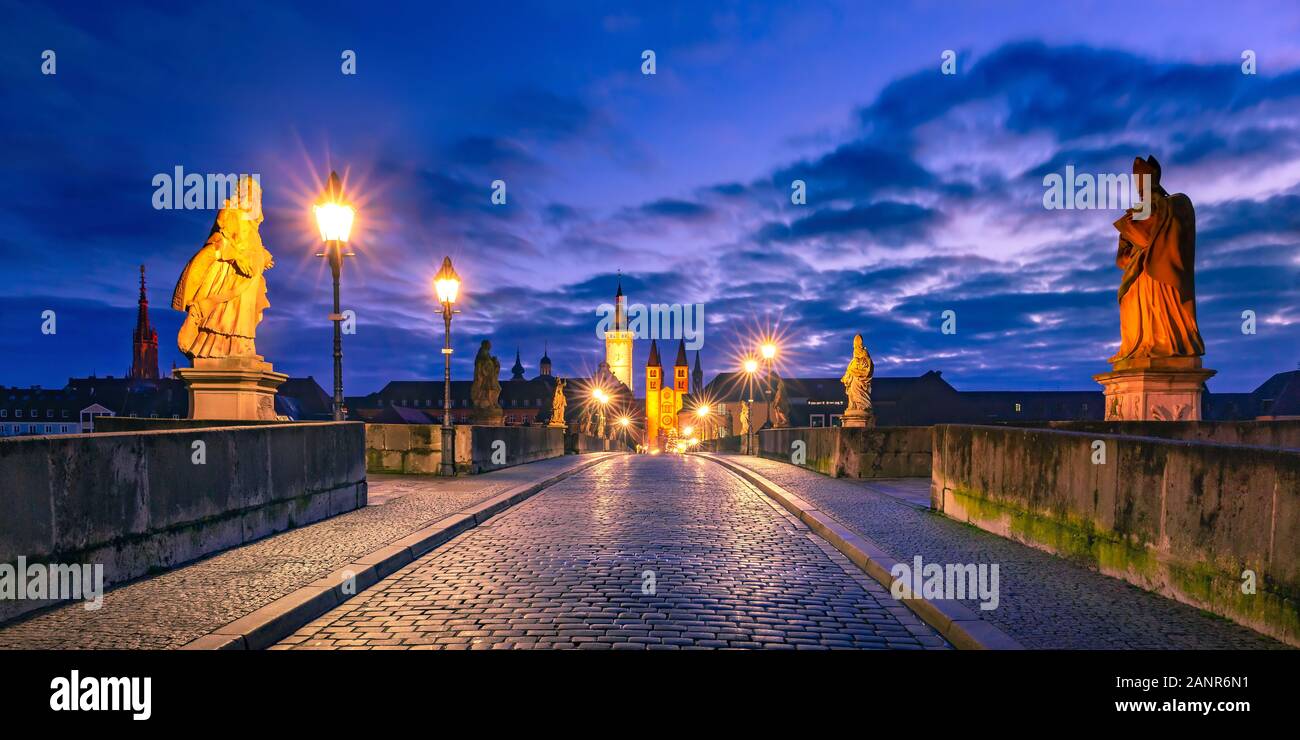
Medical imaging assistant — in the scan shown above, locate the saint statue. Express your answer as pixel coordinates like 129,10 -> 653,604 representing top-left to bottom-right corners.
739,401 -> 750,436
1109,156 -> 1204,366
840,334 -> 875,427
172,176 -> 274,359
771,376 -> 790,428
470,340 -> 503,425
549,378 -> 567,427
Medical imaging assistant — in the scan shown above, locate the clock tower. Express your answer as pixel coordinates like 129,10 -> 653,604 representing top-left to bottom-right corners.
605,277 -> 634,392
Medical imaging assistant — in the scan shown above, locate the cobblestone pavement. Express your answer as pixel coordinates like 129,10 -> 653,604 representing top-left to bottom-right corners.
0,455 -> 613,650
277,455 -> 948,650
720,455 -> 1288,649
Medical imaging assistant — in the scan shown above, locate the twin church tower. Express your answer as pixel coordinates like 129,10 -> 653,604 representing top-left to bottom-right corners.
602,278 -> 703,447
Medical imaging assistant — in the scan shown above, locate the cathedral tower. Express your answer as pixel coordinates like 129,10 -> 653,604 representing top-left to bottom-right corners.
129,265 -> 159,380
692,350 -> 703,395
604,277 -> 634,392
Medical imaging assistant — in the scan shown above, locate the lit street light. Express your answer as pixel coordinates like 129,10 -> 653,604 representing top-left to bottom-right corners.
314,170 -> 356,422
434,256 -> 461,476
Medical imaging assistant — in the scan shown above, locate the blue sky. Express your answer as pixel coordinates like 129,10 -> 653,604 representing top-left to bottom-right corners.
2,0 -> 1298,393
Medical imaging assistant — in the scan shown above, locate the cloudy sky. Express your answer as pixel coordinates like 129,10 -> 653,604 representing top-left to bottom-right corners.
2,0 -> 1298,394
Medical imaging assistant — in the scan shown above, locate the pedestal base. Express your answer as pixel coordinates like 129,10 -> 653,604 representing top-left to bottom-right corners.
175,356 -> 288,421
841,408 -> 875,428
472,407 -> 504,426
1093,357 -> 1215,421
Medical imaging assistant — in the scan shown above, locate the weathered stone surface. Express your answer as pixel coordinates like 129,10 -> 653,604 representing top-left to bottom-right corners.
0,422 -> 366,624
757,426 -> 931,478
930,423 -> 1300,646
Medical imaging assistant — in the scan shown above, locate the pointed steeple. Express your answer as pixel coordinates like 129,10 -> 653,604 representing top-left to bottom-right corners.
692,350 -> 703,394
674,339 -> 688,367
511,347 -> 525,380
129,264 -> 159,380
647,339 -> 662,368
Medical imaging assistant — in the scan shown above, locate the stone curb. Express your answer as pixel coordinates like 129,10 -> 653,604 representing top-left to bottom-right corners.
180,453 -> 621,651
700,453 -> 1024,651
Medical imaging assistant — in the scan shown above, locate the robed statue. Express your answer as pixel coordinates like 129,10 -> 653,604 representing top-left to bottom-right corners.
739,401 -> 750,436
1110,156 -> 1204,366
771,376 -> 790,428
549,379 -> 567,427
173,176 -> 274,359
470,340 -> 503,425
840,334 -> 875,427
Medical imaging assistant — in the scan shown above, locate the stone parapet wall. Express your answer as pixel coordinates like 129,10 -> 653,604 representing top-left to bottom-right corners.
757,426 -> 931,478
931,424 -> 1300,646
0,422 -> 366,623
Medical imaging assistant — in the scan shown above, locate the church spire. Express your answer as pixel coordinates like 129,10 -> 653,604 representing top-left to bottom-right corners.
129,264 -> 159,380
511,347 -> 525,380
693,350 -> 703,394
539,341 -> 552,377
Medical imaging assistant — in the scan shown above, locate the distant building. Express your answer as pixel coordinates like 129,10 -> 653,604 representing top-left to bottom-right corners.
680,368 -> 1293,436
128,265 -> 160,380
345,344 -> 636,429
0,375 -> 333,436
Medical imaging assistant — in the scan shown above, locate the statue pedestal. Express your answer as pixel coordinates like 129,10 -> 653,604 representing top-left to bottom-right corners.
841,408 -> 875,428
548,420 -> 567,429
175,356 -> 288,421
1093,357 -> 1216,421
472,407 -> 504,426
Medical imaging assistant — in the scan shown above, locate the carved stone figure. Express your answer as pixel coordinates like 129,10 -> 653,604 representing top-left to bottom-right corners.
1094,156 -> 1216,422
548,378 -> 567,427
771,376 -> 790,429
470,340 -> 503,425
173,176 -> 273,359
1110,156 -> 1204,366
740,401 -> 750,436
840,334 -> 875,428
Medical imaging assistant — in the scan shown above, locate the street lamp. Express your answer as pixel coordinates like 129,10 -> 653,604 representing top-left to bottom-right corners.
314,170 -> 355,421
759,341 -> 778,425
741,358 -> 759,454
434,256 -> 461,476
592,388 -> 610,439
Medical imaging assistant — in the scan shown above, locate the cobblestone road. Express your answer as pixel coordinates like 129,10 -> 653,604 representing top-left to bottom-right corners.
720,455 -> 1287,650
278,455 -> 948,650
0,455 -> 611,649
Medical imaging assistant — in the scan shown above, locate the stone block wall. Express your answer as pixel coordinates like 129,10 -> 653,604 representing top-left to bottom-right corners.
0,422 -> 366,623
366,424 -> 582,475
931,424 -> 1300,646
757,426 -> 932,478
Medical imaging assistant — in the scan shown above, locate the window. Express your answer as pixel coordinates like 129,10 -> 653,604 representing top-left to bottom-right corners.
0,409 -> 5,418
47,409 -> 53,418
62,409 -> 69,418
809,414 -> 825,427
830,414 -> 842,427
15,410 -> 21,418
1014,403 -> 1022,412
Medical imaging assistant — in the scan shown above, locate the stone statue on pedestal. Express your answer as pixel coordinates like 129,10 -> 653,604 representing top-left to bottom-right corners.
840,334 -> 875,428
1094,156 -> 1215,421
172,176 -> 286,419
471,340 -> 504,425
771,376 -> 790,429
548,379 -> 567,427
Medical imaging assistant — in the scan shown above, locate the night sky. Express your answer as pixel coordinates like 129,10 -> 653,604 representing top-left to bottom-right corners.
3,1 -> 1298,395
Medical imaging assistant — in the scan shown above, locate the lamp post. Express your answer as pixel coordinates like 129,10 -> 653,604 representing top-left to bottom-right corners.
314,171 -> 356,421
760,342 -> 777,425
434,256 -> 461,476
742,357 -> 759,454
592,388 -> 609,442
